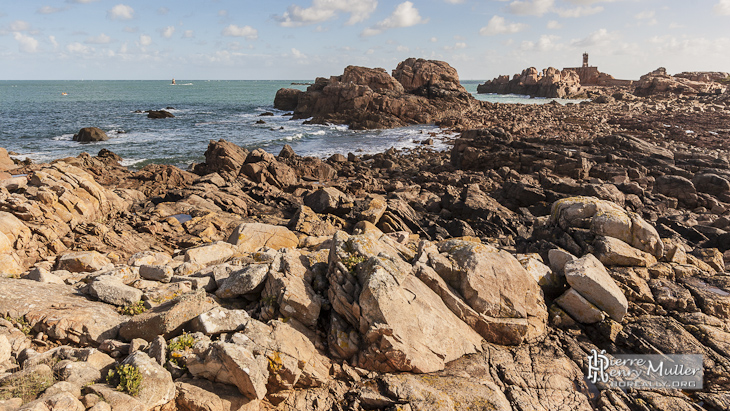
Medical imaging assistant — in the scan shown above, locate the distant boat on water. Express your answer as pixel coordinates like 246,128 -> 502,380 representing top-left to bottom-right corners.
61,92 -> 68,95
170,78 -> 193,86
171,78 -> 176,85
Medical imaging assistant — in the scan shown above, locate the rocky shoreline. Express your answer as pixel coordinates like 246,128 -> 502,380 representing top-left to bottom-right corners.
2,59 -> 730,410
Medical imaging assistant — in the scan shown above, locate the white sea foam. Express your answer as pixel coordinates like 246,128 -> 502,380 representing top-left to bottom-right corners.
121,158 -> 148,167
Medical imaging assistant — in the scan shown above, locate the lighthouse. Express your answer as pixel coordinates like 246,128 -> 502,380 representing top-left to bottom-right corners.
582,52 -> 589,68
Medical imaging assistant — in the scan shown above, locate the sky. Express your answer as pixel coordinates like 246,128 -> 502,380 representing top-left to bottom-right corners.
1,0 -> 729,80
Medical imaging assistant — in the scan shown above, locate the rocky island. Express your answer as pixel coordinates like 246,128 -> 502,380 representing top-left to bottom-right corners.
1,58 -> 730,410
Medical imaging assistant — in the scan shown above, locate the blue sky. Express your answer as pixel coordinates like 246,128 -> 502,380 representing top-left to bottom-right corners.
1,0 -> 729,80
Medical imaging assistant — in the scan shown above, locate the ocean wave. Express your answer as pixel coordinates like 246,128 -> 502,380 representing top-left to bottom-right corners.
52,134 -> 74,141
121,158 -> 148,167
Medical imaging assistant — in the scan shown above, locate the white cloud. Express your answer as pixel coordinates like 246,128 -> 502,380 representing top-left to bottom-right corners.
38,6 -> 65,14
571,28 -> 618,48
68,0 -> 99,3
218,10 -> 228,17
66,42 -> 91,54
520,34 -> 563,52
455,42 -> 467,49
556,6 -> 603,18
183,30 -> 194,38
85,33 -> 111,44
49,35 -> 58,48
13,32 -> 39,53
108,4 -> 134,20
397,45 -> 410,52
547,20 -> 562,29
444,0 -> 465,3
507,0 -> 554,17
275,0 -> 377,27
9,20 -> 32,32
291,48 -> 307,59
634,10 -> 657,25
715,0 -> 730,15
139,34 -> 152,46
564,0 -> 616,4
361,2 -> 426,37
669,22 -> 685,29
430,37 -> 438,42
222,25 -> 258,40
479,15 -> 527,36
161,26 -> 175,38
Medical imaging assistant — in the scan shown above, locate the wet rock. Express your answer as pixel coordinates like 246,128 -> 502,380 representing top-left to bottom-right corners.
73,127 -> 108,142
147,110 -> 175,119
274,88 -> 303,111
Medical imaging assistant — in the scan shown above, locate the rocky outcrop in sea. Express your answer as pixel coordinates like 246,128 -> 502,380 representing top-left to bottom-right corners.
477,67 -> 584,99
1,59 -> 730,410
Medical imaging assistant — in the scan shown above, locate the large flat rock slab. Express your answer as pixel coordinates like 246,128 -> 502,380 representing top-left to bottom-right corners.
0,278 -> 124,345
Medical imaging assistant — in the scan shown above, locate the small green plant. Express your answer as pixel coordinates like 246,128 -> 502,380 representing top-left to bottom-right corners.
341,254 -> 366,272
261,295 -> 278,308
118,301 -> 146,316
106,364 -> 143,397
168,332 -> 196,352
4,315 -> 32,335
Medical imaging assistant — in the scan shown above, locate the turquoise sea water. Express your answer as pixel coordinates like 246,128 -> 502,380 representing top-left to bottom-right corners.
0,79 -> 569,169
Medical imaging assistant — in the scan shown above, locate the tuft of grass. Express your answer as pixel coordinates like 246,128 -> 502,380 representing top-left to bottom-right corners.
106,364 -> 143,397
3,315 -> 32,335
341,254 -> 366,272
118,301 -> 146,316
0,371 -> 54,403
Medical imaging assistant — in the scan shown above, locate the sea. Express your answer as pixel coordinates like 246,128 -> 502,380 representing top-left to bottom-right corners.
0,79 -> 573,169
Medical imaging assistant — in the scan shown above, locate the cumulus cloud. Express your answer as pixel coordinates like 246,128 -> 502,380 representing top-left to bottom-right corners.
506,0 -> 554,17
547,20 -> 562,29
139,34 -> 152,46
444,0 -> 465,3
37,6 -> 66,14
161,26 -> 175,38
49,35 -> 58,48
68,0 -> 100,3
222,24 -> 258,39
715,0 -> 730,15
85,33 -> 111,44
274,0 -> 377,27
8,20 -> 32,32
361,2 -> 426,37
108,4 -> 134,20
520,34 -> 563,52
183,30 -> 194,38
571,28 -> 618,48
479,15 -> 527,35
556,6 -> 603,17
564,0 -> 616,4
634,10 -> 657,25
66,42 -> 91,53
291,48 -> 307,59
13,32 -> 39,53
